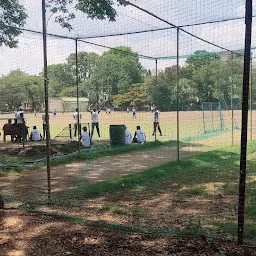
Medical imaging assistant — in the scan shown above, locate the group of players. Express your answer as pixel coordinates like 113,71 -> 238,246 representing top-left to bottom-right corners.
1,106 -> 44,143
2,104 -> 162,146
74,104 -> 162,148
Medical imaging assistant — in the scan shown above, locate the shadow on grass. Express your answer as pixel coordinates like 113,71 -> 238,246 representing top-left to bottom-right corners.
52,149 -> 241,200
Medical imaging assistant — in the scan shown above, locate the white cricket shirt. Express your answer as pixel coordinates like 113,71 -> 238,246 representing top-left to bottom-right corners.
81,131 -> 90,147
30,129 -> 41,141
125,130 -> 132,144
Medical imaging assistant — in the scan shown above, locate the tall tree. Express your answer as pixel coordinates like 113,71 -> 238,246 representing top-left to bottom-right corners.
0,70 -> 44,110
66,51 -> 100,82
47,63 -> 74,96
47,0 -> 127,29
186,50 -> 220,70
89,46 -> 143,103
0,0 -> 27,47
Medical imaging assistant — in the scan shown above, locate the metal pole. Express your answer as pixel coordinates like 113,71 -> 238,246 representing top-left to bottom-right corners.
231,54 -> 234,145
250,58 -> 253,140
155,59 -> 158,142
237,0 -> 252,245
176,28 -> 180,161
42,0 -> 51,200
75,38 -> 80,152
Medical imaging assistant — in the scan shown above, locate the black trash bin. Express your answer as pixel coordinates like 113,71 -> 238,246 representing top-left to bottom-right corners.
109,125 -> 125,146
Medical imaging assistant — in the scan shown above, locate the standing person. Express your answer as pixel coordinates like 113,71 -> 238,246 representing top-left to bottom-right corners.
16,106 -> 25,142
42,112 -> 46,140
132,107 -> 136,118
126,107 -> 129,113
88,103 -> 101,138
80,126 -> 90,147
30,126 -> 42,141
11,119 -> 19,142
152,109 -> 162,136
73,108 -> 82,138
133,126 -> 146,144
53,109 -> 56,117
124,126 -> 132,145
34,109 -> 37,116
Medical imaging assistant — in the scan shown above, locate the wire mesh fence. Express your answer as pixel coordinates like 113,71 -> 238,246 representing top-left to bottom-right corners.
0,0 -> 256,246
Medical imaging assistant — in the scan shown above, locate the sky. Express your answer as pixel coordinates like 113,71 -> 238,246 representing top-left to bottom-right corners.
0,0 -> 256,76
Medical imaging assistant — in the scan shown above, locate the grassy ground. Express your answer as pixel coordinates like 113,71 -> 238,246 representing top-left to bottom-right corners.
0,140 -> 179,174
17,140 -> 256,243
1,110 -> 255,142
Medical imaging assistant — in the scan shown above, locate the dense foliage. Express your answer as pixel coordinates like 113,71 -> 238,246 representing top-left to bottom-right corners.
0,48 -> 253,111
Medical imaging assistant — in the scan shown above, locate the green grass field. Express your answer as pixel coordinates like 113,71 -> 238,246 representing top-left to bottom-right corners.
1,109 -> 255,143
18,140 -> 256,243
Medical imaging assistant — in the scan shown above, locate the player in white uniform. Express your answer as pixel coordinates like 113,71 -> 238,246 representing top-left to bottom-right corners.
152,109 -> 162,136
88,104 -> 101,138
132,107 -> 136,118
30,126 -> 42,141
133,126 -> 146,144
42,112 -> 46,140
124,126 -> 132,145
73,108 -> 82,137
80,126 -> 90,147
16,106 -> 25,142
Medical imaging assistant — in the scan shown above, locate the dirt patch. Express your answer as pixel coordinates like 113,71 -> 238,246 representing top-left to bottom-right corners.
0,141 -> 81,158
1,209 -> 256,256
1,145 -> 188,203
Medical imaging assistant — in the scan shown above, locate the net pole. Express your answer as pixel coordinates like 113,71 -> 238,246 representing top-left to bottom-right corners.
250,58 -> 253,141
75,38 -> 80,152
155,59 -> 157,142
231,54 -> 234,145
176,28 -> 180,161
237,0 -> 252,245
42,0 -> 51,200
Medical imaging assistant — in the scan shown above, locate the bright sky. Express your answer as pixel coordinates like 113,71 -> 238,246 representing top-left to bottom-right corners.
0,0 -> 256,76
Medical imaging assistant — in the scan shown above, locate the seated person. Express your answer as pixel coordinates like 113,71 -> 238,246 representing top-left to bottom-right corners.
2,119 -> 14,142
80,126 -> 90,147
133,126 -> 146,144
30,126 -> 42,141
125,126 -> 132,145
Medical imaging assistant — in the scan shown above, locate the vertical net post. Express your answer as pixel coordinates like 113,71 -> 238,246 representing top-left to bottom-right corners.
176,28 -> 180,161
42,0 -> 51,200
219,102 -> 224,131
75,39 -> 80,152
210,103 -> 214,131
231,53 -> 234,145
202,103 -> 206,133
155,59 -> 157,142
250,58 -> 253,141
237,0 -> 252,245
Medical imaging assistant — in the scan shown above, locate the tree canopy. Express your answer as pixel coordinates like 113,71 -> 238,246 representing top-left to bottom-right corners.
0,49 -> 248,111
0,0 -> 27,48
1,0 -> 127,47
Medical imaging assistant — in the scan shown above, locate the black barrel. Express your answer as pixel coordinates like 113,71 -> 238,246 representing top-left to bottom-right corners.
110,125 -> 125,146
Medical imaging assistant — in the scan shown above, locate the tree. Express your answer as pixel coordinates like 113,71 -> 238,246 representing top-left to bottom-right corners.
66,52 -> 100,82
47,0 -> 127,29
47,63 -> 74,96
1,0 -> 126,47
0,0 -> 27,48
112,83 -> 148,108
89,46 -> 143,103
0,70 -> 44,110
186,50 -> 220,70
147,69 -> 175,111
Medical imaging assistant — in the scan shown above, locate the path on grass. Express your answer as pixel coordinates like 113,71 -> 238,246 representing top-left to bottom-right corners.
0,145 -> 196,206
1,131 -> 237,206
